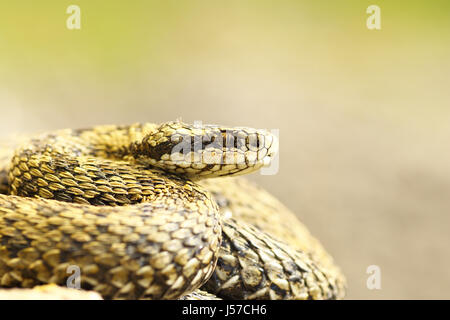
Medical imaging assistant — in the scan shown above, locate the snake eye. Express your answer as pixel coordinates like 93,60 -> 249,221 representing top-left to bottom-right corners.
171,134 -> 183,144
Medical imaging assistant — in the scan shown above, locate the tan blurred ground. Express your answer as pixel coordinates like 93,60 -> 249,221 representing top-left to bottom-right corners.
0,1 -> 450,299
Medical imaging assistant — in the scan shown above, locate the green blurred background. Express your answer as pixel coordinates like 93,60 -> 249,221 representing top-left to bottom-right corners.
1,1 -> 450,299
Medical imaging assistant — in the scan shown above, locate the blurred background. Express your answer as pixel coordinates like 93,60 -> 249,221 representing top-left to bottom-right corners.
1,0 -> 450,299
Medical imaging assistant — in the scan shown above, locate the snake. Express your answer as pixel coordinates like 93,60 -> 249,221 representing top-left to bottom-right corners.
0,121 -> 346,300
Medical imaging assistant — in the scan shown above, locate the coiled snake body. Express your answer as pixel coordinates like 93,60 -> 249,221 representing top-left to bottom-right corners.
0,121 -> 346,299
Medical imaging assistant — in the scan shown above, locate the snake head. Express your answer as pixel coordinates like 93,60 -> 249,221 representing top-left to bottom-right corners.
131,121 -> 278,179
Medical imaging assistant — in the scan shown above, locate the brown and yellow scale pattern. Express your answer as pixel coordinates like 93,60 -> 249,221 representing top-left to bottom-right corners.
0,121 -> 346,299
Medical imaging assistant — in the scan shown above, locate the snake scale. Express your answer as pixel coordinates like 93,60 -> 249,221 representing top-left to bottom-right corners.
0,121 -> 346,300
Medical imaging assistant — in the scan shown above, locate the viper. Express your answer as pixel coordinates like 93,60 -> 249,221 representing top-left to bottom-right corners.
0,121 -> 346,299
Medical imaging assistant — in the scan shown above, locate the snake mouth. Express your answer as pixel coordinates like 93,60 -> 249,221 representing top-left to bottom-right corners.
132,121 -> 278,178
